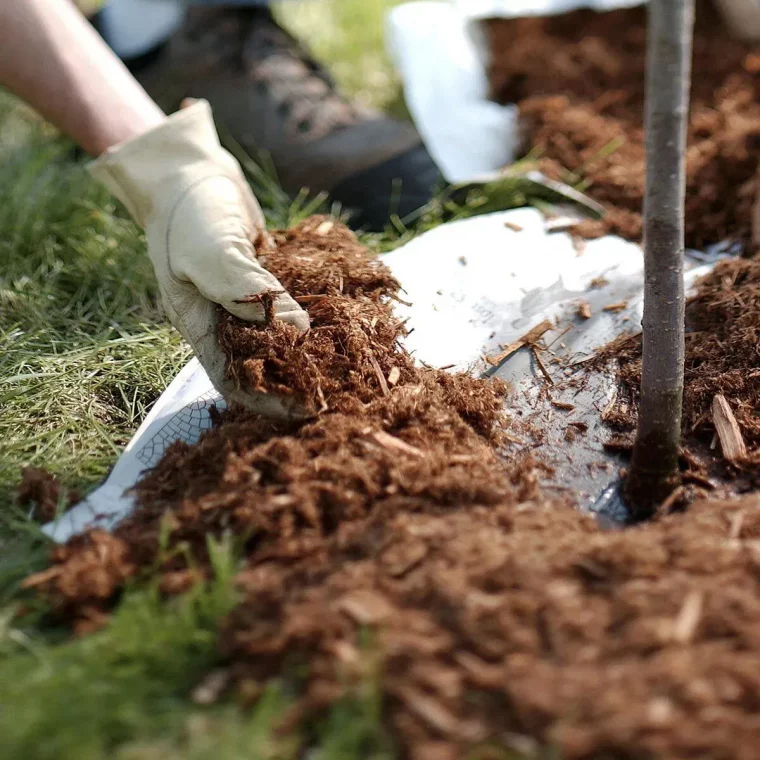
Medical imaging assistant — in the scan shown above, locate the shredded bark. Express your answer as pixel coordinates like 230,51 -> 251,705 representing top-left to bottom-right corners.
486,1 -> 760,248
220,494 -> 760,760
218,217 -> 507,437
25,218 -> 760,759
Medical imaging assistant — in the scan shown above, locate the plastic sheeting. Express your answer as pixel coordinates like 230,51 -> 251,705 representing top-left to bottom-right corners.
385,0 -> 645,181
44,0 -> 718,540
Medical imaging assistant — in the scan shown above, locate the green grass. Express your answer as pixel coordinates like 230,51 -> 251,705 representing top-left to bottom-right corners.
2,547 -> 335,760
0,3 -> 534,756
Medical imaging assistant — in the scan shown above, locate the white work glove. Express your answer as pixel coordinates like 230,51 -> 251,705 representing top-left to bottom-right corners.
89,100 -> 309,417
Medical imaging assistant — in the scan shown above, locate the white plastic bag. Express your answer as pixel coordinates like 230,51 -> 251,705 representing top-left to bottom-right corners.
385,2 -> 519,183
385,0 -> 645,181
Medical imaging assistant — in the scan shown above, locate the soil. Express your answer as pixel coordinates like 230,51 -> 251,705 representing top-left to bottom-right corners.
485,1 -> 760,249
22,219 -> 760,758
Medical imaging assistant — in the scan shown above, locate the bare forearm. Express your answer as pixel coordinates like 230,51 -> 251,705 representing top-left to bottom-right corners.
0,0 -> 165,155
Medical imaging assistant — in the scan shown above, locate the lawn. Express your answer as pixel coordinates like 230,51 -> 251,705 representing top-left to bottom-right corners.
0,2 -> 428,757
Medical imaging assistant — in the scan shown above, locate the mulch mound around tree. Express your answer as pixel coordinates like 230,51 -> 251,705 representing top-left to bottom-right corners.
23,219 -> 760,759
589,257 -> 760,509
486,1 -> 760,249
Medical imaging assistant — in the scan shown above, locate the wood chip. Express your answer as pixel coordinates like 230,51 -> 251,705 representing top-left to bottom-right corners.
369,355 -> 390,396
603,301 -> 628,313
315,220 -> 334,235
504,221 -> 523,232
20,565 -> 62,589
371,430 -> 424,458
388,366 -> 401,386
671,590 -> 703,644
191,668 -> 230,705
486,319 -> 553,366
337,590 -> 394,625
657,485 -> 685,516
577,301 -> 592,320
382,540 -> 428,577
712,394 -> 747,463
550,399 -> 575,411
532,347 -> 555,385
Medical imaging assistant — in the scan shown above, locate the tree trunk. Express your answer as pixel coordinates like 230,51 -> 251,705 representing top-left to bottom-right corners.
625,0 -> 694,519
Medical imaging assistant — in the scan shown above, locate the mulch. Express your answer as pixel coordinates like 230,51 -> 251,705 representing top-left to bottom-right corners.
486,1 -> 760,249
20,217 -> 760,759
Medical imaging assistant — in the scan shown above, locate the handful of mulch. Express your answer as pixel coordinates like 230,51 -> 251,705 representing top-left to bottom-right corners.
219,217 -> 413,414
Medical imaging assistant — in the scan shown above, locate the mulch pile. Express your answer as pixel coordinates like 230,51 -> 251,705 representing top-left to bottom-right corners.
486,1 -> 760,248
22,219 -> 760,758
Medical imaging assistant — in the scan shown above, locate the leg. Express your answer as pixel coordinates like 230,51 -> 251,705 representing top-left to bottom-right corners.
95,0 -> 442,230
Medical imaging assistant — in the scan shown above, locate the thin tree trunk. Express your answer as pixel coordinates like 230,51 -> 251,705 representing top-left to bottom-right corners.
625,0 -> 694,519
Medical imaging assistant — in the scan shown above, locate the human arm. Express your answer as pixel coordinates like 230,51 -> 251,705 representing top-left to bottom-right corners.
0,0 -> 164,156
0,0 -> 309,414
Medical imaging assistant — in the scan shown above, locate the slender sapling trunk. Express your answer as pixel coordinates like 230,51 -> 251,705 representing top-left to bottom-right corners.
625,0 -> 694,519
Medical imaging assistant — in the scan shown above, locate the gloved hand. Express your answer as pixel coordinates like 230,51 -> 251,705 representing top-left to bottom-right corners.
89,99 -> 309,416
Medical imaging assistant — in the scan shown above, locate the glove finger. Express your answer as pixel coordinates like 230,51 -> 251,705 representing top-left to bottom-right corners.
167,175 -> 309,331
193,247 -> 309,331
166,290 -> 309,419
225,288 -> 311,332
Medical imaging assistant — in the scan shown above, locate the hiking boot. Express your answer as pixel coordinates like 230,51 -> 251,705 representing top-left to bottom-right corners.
130,6 -> 442,230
